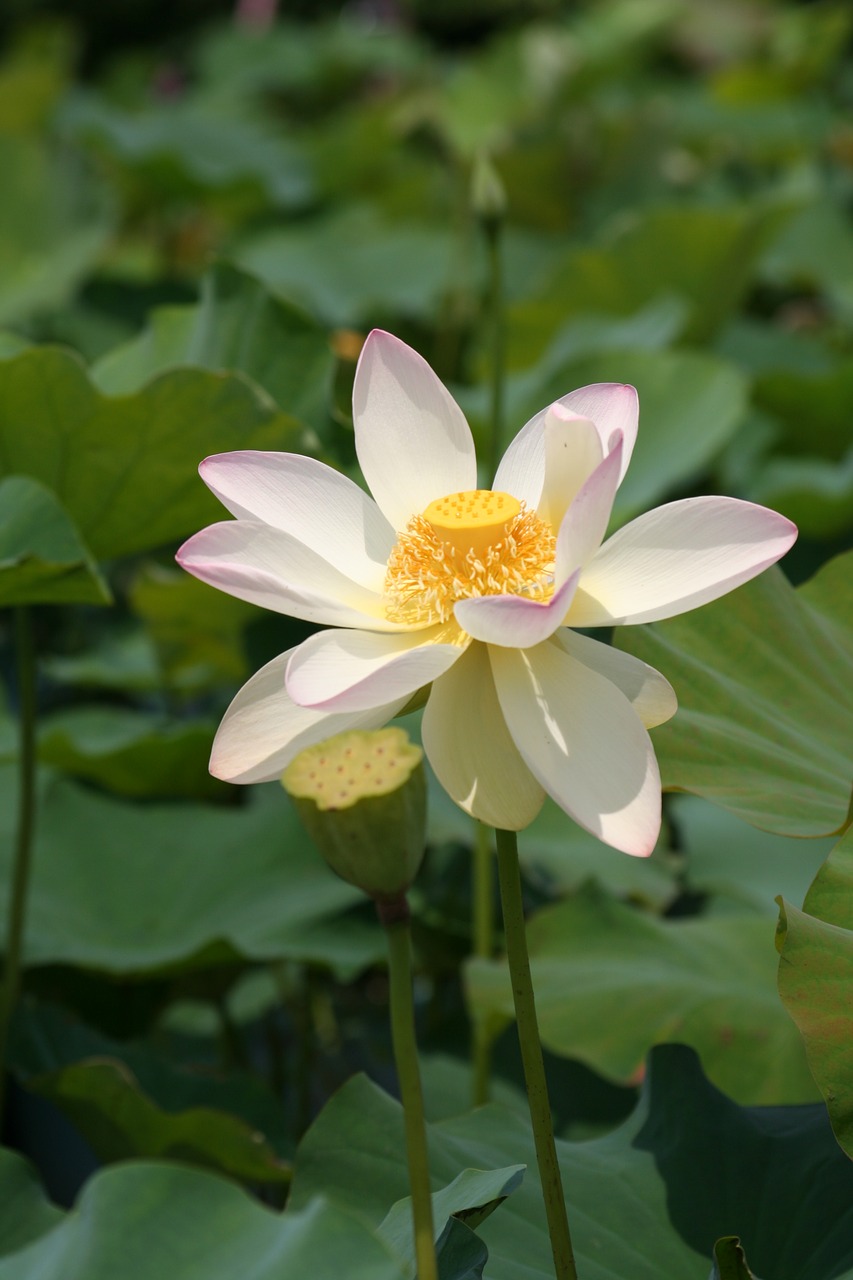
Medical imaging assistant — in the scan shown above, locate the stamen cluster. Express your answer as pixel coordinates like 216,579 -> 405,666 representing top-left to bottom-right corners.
384,503 -> 556,628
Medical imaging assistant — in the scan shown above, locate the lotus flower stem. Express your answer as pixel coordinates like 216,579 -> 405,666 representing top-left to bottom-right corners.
482,184 -> 506,484
495,827 -> 578,1280
471,821 -> 496,1105
380,898 -> 438,1280
0,608 -> 38,1122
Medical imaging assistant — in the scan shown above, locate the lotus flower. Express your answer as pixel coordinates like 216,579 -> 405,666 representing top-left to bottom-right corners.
177,331 -> 796,855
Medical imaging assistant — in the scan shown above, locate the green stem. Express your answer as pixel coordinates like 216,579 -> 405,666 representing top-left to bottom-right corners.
484,218 -> 505,483
471,821 -> 495,1105
0,608 -> 38,1123
380,899 -> 438,1280
495,828 -> 578,1280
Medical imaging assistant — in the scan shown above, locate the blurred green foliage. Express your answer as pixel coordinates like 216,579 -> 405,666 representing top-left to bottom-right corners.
0,0 -> 852,1274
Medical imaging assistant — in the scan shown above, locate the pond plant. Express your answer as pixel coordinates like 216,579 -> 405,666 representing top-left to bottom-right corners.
0,2 -> 852,1277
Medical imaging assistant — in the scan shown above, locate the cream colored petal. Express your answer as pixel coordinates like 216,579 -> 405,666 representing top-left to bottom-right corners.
491,640 -> 661,856
422,643 -> 545,831
199,451 -> 395,593
286,626 -> 465,713
209,649 -> 408,784
555,630 -> 677,729
566,497 -> 798,627
353,330 -> 477,531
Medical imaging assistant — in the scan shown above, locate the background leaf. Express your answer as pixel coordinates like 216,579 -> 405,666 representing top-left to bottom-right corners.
0,476 -> 110,606
0,1156 -> 408,1280
0,347 -> 311,559
617,555 -> 853,837
466,882 -> 815,1104
0,766 -> 383,979
776,825 -> 853,1159
291,1045 -> 853,1280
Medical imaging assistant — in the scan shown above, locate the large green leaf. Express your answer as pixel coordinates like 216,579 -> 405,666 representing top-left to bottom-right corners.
0,766 -> 382,979
617,554 -> 853,837
9,999 -> 292,1170
0,1155 -> 408,1280
466,882 -> 815,1104
37,706 -> 227,801
510,203 -> 788,354
129,565 -> 256,692
776,824 -> 853,1159
0,136 -> 113,326
64,94 -> 312,208
291,1045 -> 853,1280
427,781 -> 677,910
92,263 -> 334,431
28,1059 -> 291,1186
746,448 -> 853,540
0,346 -> 309,559
0,1145 -> 514,1280
0,476 -> 110,606
671,795 -> 834,916
235,205 -> 457,327
0,1149 -> 63,1258
380,1166 -> 524,1273
709,1238 -> 760,1280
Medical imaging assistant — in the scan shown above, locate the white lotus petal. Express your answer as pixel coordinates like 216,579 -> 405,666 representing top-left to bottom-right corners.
566,497 -> 799,627
453,569 -> 580,649
556,630 -> 677,728
286,627 -> 465,712
491,640 -> 661,856
353,330 -> 477,531
538,408 -> 603,529
555,433 -> 623,580
209,649 -> 408,784
494,382 -> 638,507
199,451 -> 395,593
176,521 -> 405,631
422,643 -> 545,830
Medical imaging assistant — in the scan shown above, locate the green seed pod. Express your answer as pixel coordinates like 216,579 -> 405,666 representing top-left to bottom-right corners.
281,728 -> 427,902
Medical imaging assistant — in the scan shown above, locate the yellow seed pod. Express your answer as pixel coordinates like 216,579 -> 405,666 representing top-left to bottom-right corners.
282,728 -> 427,902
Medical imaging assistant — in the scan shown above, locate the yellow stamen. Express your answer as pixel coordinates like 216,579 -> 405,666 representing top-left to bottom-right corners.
385,489 -> 555,629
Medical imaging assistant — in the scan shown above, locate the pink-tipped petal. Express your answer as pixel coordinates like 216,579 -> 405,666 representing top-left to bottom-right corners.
209,649 -> 408,784
353,330 -> 477,532
555,433 -> 624,580
491,639 -> 662,856
538,407 -> 603,529
494,382 -> 638,506
558,382 -> 638,484
176,521 -> 403,630
566,497 -> 798,627
198,451 -> 395,593
285,627 -> 464,713
453,568 -> 580,649
555,630 -> 677,729
422,644 -> 545,831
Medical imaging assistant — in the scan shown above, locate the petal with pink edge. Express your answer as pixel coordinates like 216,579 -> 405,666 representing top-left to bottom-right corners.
199,451 -> 395,593
353,330 -> 477,532
537,408 -> 603,530
566,497 -> 798,627
286,627 -> 465,713
176,521 -> 405,630
453,568 -> 580,649
422,643 -> 545,831
555,629 -> 677,729
490,639 -> 661,856
494,382 -> 638,507
555,433 -> 623,579
209,649 -> 408,784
